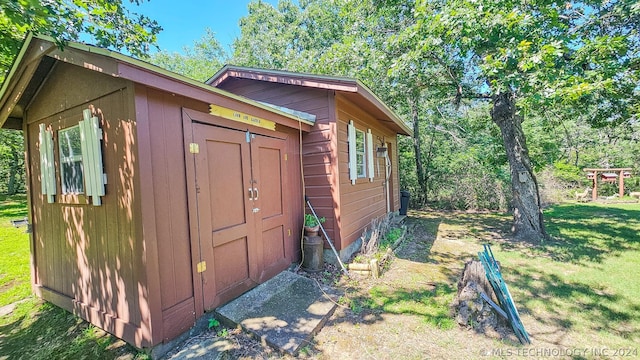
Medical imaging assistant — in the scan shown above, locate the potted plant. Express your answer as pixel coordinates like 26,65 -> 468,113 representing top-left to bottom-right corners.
304,213 -> 325,236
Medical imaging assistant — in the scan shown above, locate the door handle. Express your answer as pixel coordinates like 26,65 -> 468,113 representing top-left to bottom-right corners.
254,187 -> 259,200
248,188 -> 254,200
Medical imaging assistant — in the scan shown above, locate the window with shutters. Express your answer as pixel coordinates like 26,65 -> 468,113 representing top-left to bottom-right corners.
59,125 -> 84,194
348,120 -> 375,184
355,128 -> 366,178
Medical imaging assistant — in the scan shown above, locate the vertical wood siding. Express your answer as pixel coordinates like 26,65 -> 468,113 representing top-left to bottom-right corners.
26,63 -> 145,343
336,95 -> 400,248
136,86 -> 208,342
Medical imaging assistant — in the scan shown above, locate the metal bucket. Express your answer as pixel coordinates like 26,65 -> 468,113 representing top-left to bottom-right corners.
302,235 -> 324,272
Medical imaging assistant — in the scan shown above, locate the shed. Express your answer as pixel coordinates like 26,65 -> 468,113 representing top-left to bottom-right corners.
208,65 -> 412,261
0,34 -> 314,349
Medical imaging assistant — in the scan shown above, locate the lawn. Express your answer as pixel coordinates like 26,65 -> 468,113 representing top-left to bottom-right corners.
314,202 -> 640,359
0,195 -> 146,360
0,195 -> 30,307
1,194 -> 639,359
494,202 -> 640,352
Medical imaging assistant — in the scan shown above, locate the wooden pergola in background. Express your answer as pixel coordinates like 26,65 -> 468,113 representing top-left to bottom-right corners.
583,168 -> 633,201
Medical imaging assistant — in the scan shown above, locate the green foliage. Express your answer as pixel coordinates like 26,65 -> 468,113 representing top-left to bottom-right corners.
304,213 -> 324,227
207,318 -> 220,329
0,129 -> 25,195
367,284 -> 456,330
552,161 -> 583,185
0,195 -> 30,306
0,299 -> 148,359
409,0 -> 639,125
0,0 -> 161,82
216,328 -> 229,338
149,28 -> 227,81
380,227 -> 403,249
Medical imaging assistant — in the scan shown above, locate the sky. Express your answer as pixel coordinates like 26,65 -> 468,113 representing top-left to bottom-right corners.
127,0 -> 281,54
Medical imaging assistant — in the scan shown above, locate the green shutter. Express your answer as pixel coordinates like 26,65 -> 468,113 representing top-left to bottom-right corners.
39,124 -> 56,203
348,120 -> 357,184
80,109 -> 106,206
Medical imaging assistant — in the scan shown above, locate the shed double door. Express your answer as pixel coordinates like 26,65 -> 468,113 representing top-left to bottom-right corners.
192,123 -> 289,310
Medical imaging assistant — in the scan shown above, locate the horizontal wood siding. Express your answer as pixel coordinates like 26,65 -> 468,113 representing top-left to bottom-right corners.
216,79 -> 338,245
336,94 -> 400,248
26,64 -> 145,343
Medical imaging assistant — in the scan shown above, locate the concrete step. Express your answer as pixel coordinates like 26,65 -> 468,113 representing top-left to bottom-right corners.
215,270 -> 341,355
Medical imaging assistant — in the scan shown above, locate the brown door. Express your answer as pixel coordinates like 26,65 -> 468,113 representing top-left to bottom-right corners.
251,134 -> 290,283
192,123 -> 289,310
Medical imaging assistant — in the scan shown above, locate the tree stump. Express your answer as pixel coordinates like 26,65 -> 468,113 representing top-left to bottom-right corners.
452,260 -> 510,338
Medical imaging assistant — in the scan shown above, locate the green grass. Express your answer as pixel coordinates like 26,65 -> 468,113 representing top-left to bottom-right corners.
0,195 -> 148,360
491,202 -> 640,348
397,203 -> 640,350
0,194 -> 30,307
367,283 -> 456,330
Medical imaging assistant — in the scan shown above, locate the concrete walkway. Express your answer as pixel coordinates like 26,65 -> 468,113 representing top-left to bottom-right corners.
163,270 -> 340,359
216,271 -> 341,355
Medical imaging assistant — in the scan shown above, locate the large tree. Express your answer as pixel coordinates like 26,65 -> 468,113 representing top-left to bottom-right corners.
149,28 -> 227,81
232,0 -> 639,238
0,129 -> 23,194
0,0 -> 162,194
0,0 -> 162,81
399,0 -> 639,240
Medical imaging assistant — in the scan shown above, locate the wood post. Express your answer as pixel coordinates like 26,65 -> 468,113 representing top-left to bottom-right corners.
619,170 -> 624,197
583,168 -> 633,201
370,259 -> 379,278
592,171 -> 598,201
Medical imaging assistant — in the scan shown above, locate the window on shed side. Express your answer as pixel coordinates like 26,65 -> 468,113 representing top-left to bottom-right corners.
355,128 -> 366,178
59,125 -> 84,194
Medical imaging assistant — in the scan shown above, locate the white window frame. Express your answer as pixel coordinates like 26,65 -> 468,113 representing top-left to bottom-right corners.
59,125 -> 85,195
348,120 -> 375,184
355,128 -> 366,178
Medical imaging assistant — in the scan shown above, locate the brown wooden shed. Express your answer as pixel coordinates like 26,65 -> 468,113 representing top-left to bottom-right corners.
0,34 -> 315,349
208,66 -> 412,261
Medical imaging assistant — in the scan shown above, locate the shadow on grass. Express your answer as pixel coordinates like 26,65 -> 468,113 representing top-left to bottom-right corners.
0,300 -> 139,360
314,215 -> 460,341
307,205 -> 639,355
0,195 -> 28,220
506,262 -> 640,342
394,214 -> 440,263
329,284 -> 457,330
528,204 -> 639,264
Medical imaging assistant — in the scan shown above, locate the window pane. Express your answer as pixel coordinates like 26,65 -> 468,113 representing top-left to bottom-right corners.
59,126 -> 84,194
355,129 -> 366,178
60,126 -> 82,159
62,161 -> 84,194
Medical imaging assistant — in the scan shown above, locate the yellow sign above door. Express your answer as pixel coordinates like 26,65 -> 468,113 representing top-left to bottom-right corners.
209,104 -> 276,131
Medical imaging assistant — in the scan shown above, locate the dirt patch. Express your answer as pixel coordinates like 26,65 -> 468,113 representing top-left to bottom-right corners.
209,212 -> 524,359
177,209 -> 628,359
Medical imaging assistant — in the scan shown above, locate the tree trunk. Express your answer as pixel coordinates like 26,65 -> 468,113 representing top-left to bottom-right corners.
491,92 -> 547,241
410,97 -> 428,205
6,150 -> 19,195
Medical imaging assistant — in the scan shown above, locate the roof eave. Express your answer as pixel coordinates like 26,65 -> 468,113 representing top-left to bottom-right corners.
0,33 -> 34,128
354,80 -> 413,136
209,65 -> 412,136
0,34 -> 315,128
